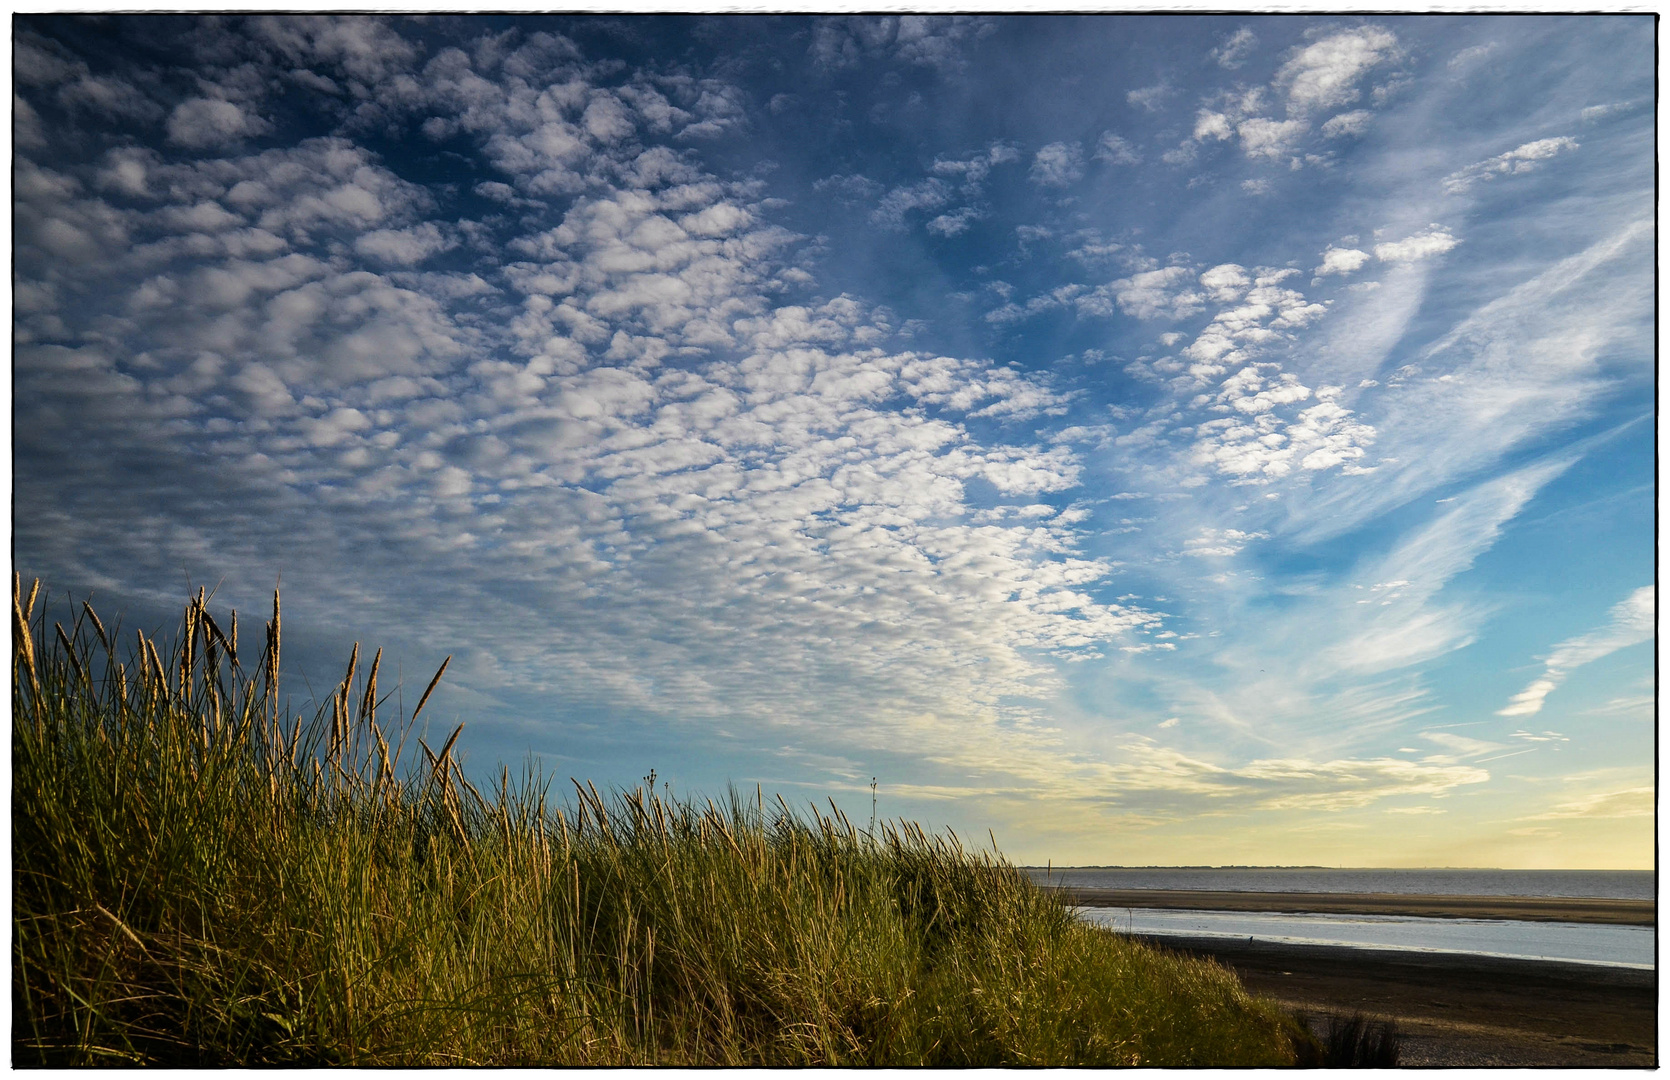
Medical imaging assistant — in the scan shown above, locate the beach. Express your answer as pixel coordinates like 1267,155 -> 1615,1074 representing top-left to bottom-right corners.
1062,887 -> 1655,1066
1141,934 -> 1656,1067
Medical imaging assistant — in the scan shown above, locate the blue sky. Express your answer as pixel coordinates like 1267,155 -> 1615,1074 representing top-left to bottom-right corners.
14,14 -> 1655,867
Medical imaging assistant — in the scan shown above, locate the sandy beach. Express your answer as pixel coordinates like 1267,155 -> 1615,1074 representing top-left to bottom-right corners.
1142,934 -> 1656,1066
1058,888 -> 1656,1064
1058,887 -> 1654,925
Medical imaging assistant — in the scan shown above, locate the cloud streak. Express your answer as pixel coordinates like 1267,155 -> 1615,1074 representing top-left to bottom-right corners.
1443,136 -> 1579,194
1498,586 -> 1655,716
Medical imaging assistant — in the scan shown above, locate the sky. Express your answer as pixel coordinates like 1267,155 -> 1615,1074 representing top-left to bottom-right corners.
12,14 -> 1656,868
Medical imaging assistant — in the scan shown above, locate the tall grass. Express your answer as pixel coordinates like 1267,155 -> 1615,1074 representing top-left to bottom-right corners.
1299,1010 -> 1403,1067
13,580 -> 1308,1066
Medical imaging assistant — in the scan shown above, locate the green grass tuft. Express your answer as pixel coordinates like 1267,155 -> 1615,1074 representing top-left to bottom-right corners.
13,581 -> 1309,1066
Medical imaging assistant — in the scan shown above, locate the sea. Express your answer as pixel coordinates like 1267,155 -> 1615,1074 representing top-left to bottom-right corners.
1022,866 -> 1653,899
1025,868 -> 1656,969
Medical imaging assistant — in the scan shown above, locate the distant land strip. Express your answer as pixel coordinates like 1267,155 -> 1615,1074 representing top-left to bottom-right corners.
1055,888 -> 1655,926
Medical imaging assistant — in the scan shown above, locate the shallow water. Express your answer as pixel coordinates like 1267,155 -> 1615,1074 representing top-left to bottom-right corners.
1076,906 -> 1655,969
1027,867 -> 1652,900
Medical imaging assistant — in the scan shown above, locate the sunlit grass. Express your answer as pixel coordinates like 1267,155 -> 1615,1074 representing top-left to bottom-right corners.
13,579 -> 1308,1066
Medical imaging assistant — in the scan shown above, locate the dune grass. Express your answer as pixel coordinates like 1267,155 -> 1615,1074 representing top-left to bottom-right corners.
1302,1010 -> 1403,1067
13,580 -> 1310,1066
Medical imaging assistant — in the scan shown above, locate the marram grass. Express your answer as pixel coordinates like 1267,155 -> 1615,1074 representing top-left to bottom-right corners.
13,580 -> 1309,1066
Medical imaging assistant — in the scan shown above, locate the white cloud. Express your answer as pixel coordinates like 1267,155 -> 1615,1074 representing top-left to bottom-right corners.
808,15 -> 993,74
1442,137 -> 1579,194
932,141 -> 1019,190
1274,26 -> 1399,117
14,161 -> 131,267
60,74 -> 163,122
670,80 -> 747,140
1368,458 -> 1571,606
167,98 -> 272,148
1372,226 -> 1458,264
1101,262 -> 1379,500
97,147 -> 162,197
1419,730 -> 1506,759
1093,132 -> 1141,166
1210,27 -> 1256,69
1175,268 -> 1327,376
1029,141 -> 1084,187
1498,586 -> 1654,716
1193,110 -> 1234,142
177,138 -> 435,246
1233,754 -> 1487,811
1315,456 -> 1574,675
1160,144 -> 1196,167
984,283 -> 1090,326
15,94 -> 49,152
251,14 -> 424,87
1065,238 -> 1124,267
1091,266 -> 1205,321
1447,42 -> 1497,69
14,34 -> 82,85
474,181 -> 517,202
229,361 -> 298,416
1191,389 -> 1373,481
16,25 -> 1173,809
1198,263 -> 1251,302
1182,528 -> 1268,557
1296,220 -> 1650,542
1314,245 -> 1371,277
871,178 -> 951,229
156,200 -> 245,233
680,202 -> 753,238
1580,100 -> 1642,123
1320,110 -> 1372,138
354,222 -> 455,265
926,207 -> 982,237
1169,31 -> 1394,170
1126,82 -> 1171,112
1237,117 -> 1307,159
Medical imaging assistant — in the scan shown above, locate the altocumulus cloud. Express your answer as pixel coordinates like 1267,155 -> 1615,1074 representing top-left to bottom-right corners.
13,16 -> 1161,802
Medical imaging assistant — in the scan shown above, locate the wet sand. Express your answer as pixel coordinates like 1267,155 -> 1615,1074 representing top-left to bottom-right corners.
1056,889 -> 1656,1064
1142,934 -> 1656,1067
1058,886 -> 1654,924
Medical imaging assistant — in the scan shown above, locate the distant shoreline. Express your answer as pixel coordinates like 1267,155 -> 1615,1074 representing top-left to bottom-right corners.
1054,887 -> 1655,926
